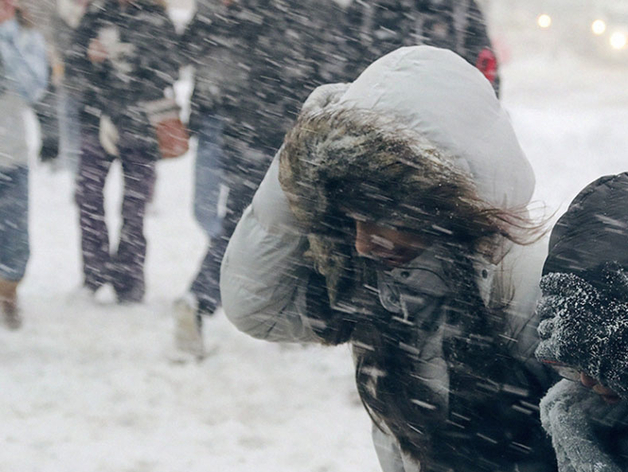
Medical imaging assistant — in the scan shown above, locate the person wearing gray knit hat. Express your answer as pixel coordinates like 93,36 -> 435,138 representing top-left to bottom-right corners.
536,172 -> 628,472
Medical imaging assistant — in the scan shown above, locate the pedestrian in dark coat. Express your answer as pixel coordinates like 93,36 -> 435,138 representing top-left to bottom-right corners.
54,0 -> 91,169
221,46 -> 556,472
68,0 -> 179,303
535,173 -> 628,472
22,0 -> 61,162
27,0 -> 91,167
173,0 -> 345,356
341,0 -> 500,93
173,0 -> 501,358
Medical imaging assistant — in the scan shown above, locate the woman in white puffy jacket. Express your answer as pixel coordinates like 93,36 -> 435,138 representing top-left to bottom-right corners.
220,46 -> 557,472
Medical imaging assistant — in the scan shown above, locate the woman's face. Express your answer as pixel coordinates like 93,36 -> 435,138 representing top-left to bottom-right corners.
580,372 -> 621,404
354,220 -> 429,267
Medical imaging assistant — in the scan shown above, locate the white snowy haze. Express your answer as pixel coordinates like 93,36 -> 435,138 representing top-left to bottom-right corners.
2,1 -> 628,471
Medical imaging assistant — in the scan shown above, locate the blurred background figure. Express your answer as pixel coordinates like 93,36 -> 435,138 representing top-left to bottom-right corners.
51,0 -> 91,170
67,0 -> 180,304
173,0 -> 500,358
0,0 -> 48,329
21,0 -> 90,168
173,0 -> 345,357
341,0 -> 500,93
19,0 -> 59,163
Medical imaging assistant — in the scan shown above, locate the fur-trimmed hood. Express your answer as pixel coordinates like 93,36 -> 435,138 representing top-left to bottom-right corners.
281,46 -> 534,213
279,46 -> 535,304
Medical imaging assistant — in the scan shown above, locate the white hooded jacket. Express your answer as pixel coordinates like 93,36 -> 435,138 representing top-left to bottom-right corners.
221,47 -> 551,472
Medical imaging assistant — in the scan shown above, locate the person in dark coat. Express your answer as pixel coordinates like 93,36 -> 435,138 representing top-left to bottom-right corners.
535,173 -> 628,472
341,0 -> 500,93
22,0 -> 59,162
173,0 -> 345,356
28,0 -> 90,167
68,0 -> 179,303
174,0 -> 501,358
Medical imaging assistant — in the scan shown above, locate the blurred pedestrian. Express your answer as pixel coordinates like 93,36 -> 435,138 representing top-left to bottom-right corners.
173,0 -> 502,358
54,0 -> 92,169
67,0 -> 180,303
221,46 -> 556,472
341,0 -> 500,93
0,0 -> 48,329
21,0 -> 89,167
20,0 -> 60,163
173,0 -> 342,356
535,173 -> 628,472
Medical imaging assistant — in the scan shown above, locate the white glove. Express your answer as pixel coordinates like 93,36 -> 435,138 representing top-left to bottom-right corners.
99,114 -> 119,157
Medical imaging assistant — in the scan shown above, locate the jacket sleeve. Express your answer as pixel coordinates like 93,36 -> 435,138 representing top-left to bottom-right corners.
65,5 -> 98,83
372,425 -> 412,472
0,19 -> 48,104
220,153 -> 326,344
178,4 -> 215,66
64,5 -> 101,112
135,9 -> 180,94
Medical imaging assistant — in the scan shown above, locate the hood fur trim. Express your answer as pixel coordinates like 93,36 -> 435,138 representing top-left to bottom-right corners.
278,100 -> 490,305
279,104 -> 479,229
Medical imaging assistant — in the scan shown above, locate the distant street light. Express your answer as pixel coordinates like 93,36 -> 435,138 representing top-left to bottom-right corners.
592,20 -> 607,36
537,14 -> 552,29
610,32 -> 627,49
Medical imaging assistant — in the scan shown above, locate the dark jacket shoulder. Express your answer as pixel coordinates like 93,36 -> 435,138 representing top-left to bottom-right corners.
544,173 -> 628,287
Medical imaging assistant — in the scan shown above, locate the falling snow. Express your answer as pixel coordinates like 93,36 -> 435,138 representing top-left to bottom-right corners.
1,0 -> 628,471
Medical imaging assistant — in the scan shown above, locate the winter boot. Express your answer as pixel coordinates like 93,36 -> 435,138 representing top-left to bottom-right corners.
173,293 -> 205,360
0,278 -> 21,330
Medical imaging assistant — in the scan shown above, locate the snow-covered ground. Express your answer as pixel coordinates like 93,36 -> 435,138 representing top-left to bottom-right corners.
1,151 -> 376,472
2,5 -> 628,472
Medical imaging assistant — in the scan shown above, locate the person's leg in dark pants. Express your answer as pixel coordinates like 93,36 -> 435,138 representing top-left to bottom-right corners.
111,142 -> 157,303
174,177 -> 256,358
0,166 -> 30,329
188,224 -> 230,316
173,114 -> 226,357
189,174 -> 256,315
75,131 -> 115,293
